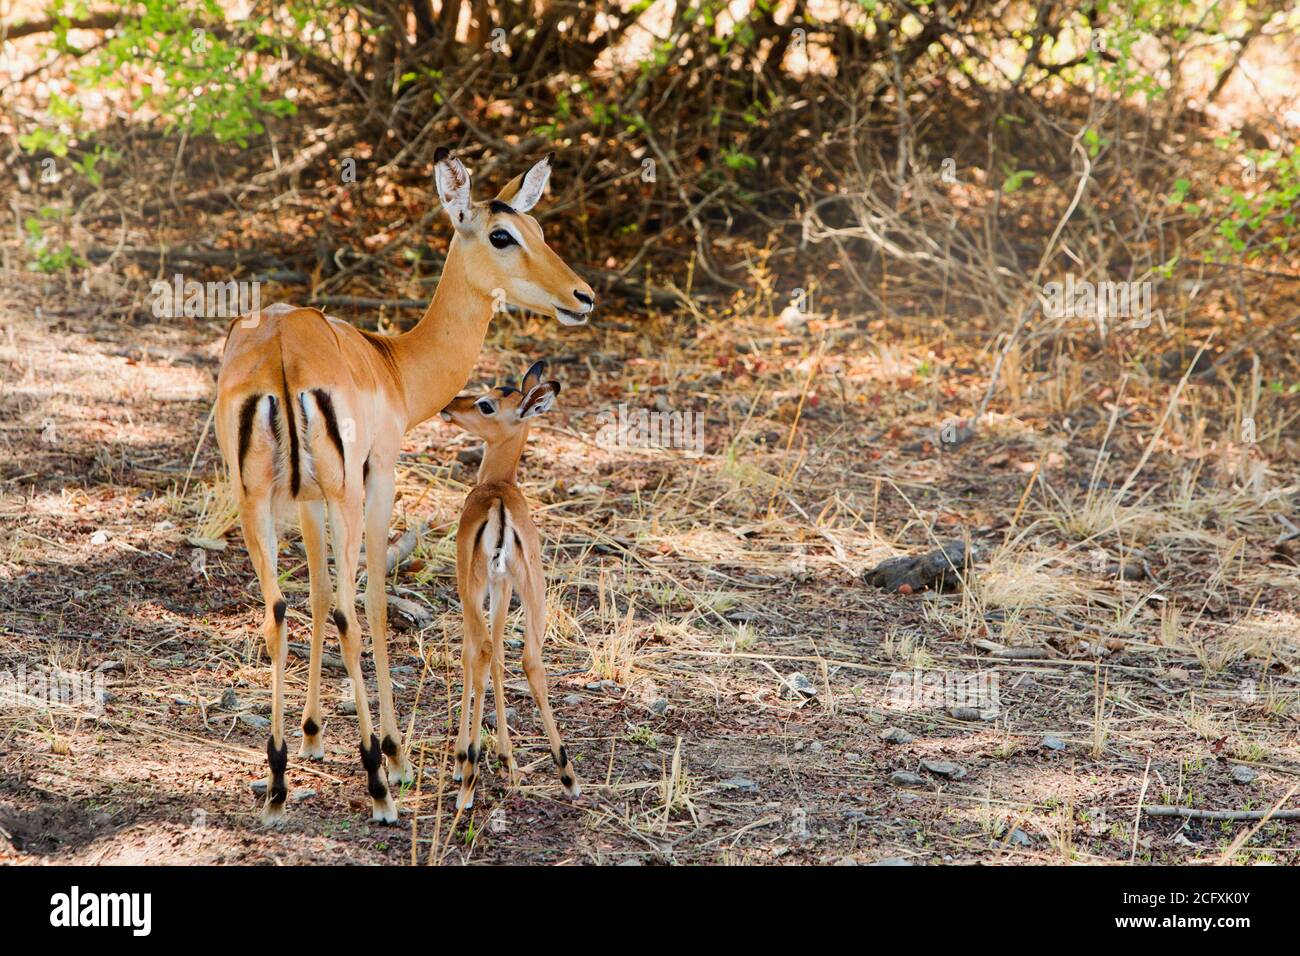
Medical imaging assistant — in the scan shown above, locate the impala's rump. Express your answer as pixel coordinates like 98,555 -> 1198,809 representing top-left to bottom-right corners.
217,306 -> 373,507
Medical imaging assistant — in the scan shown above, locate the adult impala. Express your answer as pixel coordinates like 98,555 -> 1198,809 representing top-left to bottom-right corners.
214,148 -> 594,824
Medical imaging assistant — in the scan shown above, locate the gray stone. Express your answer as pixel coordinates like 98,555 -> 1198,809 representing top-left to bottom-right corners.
889,771 -> 926,788
880,727 -> 915,745
337,698 -> 356,716
1007,828 -> 1031,847
563,694 -> 583,707
649,698 -> 669,715
868,856 -> 914,866
1041,735 -> 1066,751
1230,765 -> 1258,784
780,671 -> 818,699
239,713 -> 271,730
920,759 -> 966,779
719,777 -> 759,793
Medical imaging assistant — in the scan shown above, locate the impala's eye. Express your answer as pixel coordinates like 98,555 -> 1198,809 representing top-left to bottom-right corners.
489,229 -> 516,249
476,399 -> 496,416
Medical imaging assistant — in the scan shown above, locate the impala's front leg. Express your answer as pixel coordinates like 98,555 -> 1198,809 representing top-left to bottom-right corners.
329,496 -> 399,824
363,468 -> 413,787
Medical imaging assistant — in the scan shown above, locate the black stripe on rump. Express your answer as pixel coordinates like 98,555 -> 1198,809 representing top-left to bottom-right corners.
279,366 -> 300,497
310,389 -> 347,483
235,395 -> 261,491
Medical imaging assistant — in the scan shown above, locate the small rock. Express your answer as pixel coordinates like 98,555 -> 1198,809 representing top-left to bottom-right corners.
1230,765 -> 1258,784
1041,735 -> 1066,752
1006,828 -> 1032,847
1105,561 -> 1147,581
186,536 -> 227,552
95,660 -> 124,674
868,856 -> 914,866
220,688 -> 239,710
809,741 -> 823,753
832,857 -> 859,866
880,727 -> 915,745
505,638 -> 523,650
920,759 -> 966,779
719,777 -> 759,793
780,671 -> 818,699
290,788 -> 317,804
948,706 -> 991,721
563,694 -> 583,707
616,858 -> 644,866
937,423 -> 975,449
484,707 -> 518,729
456,446 -> 483,467
648,698 -> 669,716
250,781 -> 267,795
889,771 -> 926,788
864,539 -> 971,594
239,713 -> 271,730
90,530 -> 110,546
337,698 -> 357,716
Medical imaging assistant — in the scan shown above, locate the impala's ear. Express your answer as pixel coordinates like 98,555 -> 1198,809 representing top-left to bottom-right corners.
519,381 -> 560,420
521,359 -> 547,394
434,147 -> 475,231
495,153 -> 553,213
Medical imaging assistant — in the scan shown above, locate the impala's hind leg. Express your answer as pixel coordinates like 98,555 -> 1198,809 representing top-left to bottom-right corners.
239,494 -> 291,824
362,466 -> 412,787
520,568 -> 579,799
488,575 -> 518,784
297,500 -> 328,760
328,494 -> 398,824
454,579 -> 491,810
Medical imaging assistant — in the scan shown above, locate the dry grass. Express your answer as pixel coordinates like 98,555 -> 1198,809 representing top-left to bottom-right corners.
2,225 -> 1300,865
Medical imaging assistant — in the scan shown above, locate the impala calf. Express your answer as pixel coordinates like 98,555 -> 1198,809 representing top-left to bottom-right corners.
214,149 -> 594,824
441,359 -> 579,810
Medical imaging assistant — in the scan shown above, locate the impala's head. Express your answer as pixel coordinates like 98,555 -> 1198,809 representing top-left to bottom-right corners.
439,359 -> 561,445
434,148 -> 595,325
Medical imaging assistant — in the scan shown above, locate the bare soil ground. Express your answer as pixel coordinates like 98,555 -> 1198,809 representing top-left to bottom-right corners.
2,266 -> 1299,865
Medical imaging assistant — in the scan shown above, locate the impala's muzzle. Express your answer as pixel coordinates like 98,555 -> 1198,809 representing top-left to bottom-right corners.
555,289 -> 595,326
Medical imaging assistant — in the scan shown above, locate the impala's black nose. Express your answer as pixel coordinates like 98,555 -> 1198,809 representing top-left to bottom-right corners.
574,290 -> 594,306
